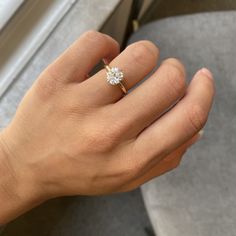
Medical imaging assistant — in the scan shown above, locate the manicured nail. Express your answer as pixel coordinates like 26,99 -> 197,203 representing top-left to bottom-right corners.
190,130 -> 204,145
198,68 -> 213,80
198,129 -> 204,139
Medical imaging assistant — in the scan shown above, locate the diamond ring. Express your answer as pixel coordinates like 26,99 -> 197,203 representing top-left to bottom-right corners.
105,65 -> 127,95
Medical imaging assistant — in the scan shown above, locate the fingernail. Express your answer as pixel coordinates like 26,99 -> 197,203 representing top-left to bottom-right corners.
198,129 -> 204,139
198,68 -> 213,80
190,130 -> 204,145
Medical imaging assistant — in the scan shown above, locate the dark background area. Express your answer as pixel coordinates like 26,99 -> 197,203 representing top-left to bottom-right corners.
2,190 -> 153,236
141,0 -> 236,24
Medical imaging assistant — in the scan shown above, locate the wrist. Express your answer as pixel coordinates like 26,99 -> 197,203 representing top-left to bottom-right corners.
0,131 -> 46,224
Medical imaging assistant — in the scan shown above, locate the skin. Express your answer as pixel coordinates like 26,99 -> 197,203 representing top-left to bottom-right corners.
0,31 -> 215,224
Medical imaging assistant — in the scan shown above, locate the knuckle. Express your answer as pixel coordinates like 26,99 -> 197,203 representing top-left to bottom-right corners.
82,30 -> 105,43
130,41 -> 158,67
187,104 -> 208,132
163,58 -> 186,81
162,60 -> 186,97
139,40 -> 159,57
163,58 -> 185,71
81,31 -> 119,54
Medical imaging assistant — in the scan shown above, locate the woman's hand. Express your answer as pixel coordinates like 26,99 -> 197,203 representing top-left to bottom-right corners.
0,31 -> 214,224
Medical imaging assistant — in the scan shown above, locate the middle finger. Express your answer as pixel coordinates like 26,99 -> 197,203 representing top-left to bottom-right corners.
113,58 -> 187,138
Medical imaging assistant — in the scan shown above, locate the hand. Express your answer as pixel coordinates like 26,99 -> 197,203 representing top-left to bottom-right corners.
0,31 -> 214,223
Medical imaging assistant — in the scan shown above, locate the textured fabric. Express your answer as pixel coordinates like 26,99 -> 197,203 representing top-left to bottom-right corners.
128,11 -> 236,236
1,190 -> 151,236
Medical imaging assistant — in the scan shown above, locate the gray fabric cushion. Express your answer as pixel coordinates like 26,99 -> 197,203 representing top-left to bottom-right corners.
128,11 -> 236,236
1,190 -> 151,236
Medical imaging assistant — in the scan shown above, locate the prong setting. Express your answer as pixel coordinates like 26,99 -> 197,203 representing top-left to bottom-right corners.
106,67 -> 124,85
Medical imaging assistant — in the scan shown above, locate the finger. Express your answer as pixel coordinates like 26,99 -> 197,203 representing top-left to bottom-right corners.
80,41 -> 159,105
120,133 -> 201,192
45,31 -> 119,83
114,58 -> 187,138
161,130 -> 203,162
134,68 -> 214,167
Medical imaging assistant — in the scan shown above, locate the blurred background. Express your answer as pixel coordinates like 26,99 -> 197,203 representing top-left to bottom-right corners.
0,1 -> 236,236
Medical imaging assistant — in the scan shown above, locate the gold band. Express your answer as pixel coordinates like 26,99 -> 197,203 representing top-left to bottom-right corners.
118,82 -> 127,95
105,65 -> 111,72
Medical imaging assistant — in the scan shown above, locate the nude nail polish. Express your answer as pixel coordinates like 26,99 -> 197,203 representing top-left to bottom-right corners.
198,129 -> 204,139
199,68 -> 213,80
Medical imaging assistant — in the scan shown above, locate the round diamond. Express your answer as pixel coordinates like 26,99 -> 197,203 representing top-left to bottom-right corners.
106,67 -> 124,85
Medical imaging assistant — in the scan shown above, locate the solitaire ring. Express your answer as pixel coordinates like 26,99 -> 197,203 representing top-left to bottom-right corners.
105,65 -> 127,95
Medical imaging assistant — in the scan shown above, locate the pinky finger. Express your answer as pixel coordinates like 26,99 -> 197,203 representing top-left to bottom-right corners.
119,132 -> 202,192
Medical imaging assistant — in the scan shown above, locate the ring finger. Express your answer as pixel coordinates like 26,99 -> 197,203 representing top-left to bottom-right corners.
80,40 -> 159,105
